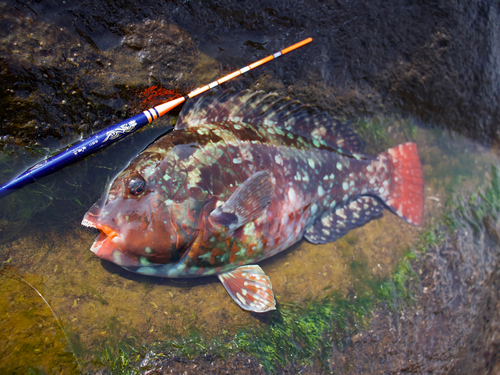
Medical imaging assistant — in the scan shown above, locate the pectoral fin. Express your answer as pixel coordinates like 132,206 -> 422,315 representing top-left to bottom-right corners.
209,170 -> 274,235
218,265 -> 276,313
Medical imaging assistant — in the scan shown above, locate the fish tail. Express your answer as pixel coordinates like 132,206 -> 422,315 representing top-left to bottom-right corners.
383,142 -> 424,225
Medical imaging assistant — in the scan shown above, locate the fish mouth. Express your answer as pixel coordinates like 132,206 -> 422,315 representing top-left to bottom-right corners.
81,217 -> 119,254
81,216 -> 140,268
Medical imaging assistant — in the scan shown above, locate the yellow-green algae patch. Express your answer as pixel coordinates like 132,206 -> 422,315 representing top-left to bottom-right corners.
0,267 -> 79,374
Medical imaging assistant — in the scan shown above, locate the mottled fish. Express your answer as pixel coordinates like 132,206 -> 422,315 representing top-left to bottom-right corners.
82,90 -> 424,313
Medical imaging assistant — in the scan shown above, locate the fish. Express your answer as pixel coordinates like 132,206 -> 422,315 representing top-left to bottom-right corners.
81,90 -> 424,313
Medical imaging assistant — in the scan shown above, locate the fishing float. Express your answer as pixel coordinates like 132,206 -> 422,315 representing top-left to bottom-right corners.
0,37 -> 313,199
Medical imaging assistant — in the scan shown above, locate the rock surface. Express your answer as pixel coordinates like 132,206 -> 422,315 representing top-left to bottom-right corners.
330,227 -> 500,374
1,0 -> 500,148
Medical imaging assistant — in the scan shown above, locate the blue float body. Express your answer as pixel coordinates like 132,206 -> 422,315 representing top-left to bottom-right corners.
0,113 -> 150,198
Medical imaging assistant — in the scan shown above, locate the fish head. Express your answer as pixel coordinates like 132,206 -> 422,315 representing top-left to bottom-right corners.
82,149 -> 201,269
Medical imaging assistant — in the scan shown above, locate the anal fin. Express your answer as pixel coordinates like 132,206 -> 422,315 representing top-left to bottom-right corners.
218,265 -> 276,313
305,196 -> 384,244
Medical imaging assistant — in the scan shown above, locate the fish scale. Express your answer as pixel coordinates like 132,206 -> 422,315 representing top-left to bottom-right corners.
82,89 -> 424,312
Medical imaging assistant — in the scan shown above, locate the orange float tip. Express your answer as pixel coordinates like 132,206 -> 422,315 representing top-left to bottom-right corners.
154,97 -> 186,117
281,37 -> 313,54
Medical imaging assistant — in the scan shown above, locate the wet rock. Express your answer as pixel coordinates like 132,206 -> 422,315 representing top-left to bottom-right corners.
329,226 -> 500,374
119,19 -> 199,87
0,3 -> 202,149
2,0 -> 500,147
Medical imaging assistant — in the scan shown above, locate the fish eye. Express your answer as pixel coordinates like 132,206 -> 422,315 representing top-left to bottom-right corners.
128,175 -> 146,195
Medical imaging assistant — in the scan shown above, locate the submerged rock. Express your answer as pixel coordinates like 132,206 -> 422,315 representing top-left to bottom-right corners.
329,225 -> 500,374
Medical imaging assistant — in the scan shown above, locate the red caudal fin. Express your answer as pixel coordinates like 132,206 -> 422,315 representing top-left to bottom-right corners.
385,142 -> 424,225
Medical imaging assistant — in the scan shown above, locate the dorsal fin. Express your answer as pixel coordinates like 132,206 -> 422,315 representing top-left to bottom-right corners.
176,89 -> 365,153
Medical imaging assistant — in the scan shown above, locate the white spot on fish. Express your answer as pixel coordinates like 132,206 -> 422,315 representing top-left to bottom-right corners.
317,186 -> 325,196
140,257 -> 152,266
308,159 -> 315,169
337,210 -> 347,220
236,293 -> 246,305
113,251 -> 123,266
321,216 -> 331,227
243,222 -> 255,236
137,267 -> 156,276
233,157 -> 242,164
274,154 -> 283,165
281,215 -> 289,226
336,162 -> 342,171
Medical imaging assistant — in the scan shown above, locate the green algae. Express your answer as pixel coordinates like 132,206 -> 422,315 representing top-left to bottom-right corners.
352,116 -> 391,152
445,165 -> 500,234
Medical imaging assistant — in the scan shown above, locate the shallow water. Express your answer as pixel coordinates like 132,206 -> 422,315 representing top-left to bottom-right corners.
1,1 -> 500,374
1,108 -> 497,374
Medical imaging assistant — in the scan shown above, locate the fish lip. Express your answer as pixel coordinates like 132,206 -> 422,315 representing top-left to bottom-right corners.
82,213 -> 140,268
81,216 -> 119,254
